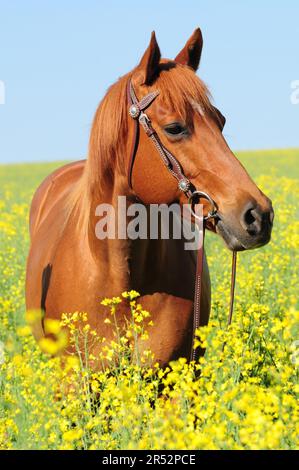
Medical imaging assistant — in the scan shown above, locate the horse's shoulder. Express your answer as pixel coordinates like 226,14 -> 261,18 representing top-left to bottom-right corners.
29,160 -> 85,237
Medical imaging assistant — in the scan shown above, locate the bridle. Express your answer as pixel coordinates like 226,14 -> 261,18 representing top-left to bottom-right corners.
127,79 -> 237,361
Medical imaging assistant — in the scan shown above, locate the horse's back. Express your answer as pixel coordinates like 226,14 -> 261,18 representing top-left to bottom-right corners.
29,160 -> 86,239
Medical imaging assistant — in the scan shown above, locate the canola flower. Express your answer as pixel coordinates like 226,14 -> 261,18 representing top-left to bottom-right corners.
0,154 -> 298,449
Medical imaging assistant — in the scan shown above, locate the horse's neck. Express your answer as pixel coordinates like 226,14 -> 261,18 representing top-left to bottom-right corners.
83,173 -> 132,294
80,171 -> 197,299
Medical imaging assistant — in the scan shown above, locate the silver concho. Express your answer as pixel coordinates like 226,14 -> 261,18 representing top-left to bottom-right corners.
129,104 -> 140,119
178,179 -> 190,192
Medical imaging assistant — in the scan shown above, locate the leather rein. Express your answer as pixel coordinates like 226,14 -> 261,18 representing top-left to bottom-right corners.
126,79 -> 237,361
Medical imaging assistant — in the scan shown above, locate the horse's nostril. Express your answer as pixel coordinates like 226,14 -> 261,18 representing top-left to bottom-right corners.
244,208 -> 256,226
241,204 -> 262,235
241,202 -> 273,240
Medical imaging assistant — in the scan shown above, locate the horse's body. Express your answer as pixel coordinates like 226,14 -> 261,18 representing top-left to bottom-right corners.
26,29 -> 273,366
26,159 -> 210,365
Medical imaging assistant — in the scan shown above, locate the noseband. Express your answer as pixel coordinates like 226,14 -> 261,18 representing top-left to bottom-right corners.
127,79 -> 236,361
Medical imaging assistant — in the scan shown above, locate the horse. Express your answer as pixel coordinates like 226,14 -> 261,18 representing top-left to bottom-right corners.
26,28 -> 274,367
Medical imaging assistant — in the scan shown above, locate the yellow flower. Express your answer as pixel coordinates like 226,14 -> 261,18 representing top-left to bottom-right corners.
62,429 -> 83,442
44,319 -> 61,335
25,309 -> 42,325
38,330 -> 68,355
16,325 -> 32,337
122,290 -> 140,300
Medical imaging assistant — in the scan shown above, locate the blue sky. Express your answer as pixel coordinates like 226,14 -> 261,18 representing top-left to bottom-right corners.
0,0 -> 298,163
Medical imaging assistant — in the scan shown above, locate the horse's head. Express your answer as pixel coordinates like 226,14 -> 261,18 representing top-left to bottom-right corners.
127,29 -> 274,251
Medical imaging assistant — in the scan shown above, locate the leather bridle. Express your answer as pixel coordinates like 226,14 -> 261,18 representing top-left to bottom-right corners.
127,79 -> 237,361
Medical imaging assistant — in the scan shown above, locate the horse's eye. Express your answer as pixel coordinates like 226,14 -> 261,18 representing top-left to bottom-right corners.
164,123 -> 188,137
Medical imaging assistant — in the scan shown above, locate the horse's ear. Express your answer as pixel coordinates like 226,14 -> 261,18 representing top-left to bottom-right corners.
137,31 -> 161,85
175,28 -> 203,71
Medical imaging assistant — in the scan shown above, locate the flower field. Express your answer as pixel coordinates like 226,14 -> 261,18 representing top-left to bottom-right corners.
0,149 -> 298,450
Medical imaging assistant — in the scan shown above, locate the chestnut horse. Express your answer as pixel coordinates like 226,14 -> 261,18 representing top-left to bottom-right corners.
26,29 -> 273,366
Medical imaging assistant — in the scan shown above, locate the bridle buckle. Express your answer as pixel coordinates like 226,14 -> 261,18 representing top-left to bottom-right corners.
139,112 -> 155,137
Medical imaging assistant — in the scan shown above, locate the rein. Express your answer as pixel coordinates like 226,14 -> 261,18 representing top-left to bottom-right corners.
127,79 -> 237,361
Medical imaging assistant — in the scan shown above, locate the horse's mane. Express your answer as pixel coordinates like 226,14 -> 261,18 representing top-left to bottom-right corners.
67,62 -> 217,232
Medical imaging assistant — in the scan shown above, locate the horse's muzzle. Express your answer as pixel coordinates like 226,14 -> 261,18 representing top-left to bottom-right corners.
215,201 -> 274,251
